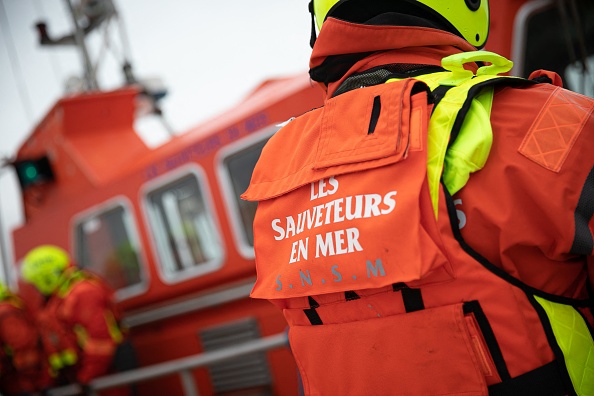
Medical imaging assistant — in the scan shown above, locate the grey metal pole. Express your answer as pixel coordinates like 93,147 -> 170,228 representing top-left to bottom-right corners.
47,333 -> 289,395
0,169 -> 10,284
63,0 -> 99,91
180,370 -> 199,396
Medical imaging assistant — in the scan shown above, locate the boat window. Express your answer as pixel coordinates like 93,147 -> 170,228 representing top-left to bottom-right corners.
223,137 -> 270,248
146,171 -> 223,282
519,0 -> 594,96
75,203 -> 144,296
217,125 -> 280,259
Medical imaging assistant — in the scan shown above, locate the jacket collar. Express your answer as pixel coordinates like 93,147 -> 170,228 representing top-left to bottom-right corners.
309,18 -> 477,97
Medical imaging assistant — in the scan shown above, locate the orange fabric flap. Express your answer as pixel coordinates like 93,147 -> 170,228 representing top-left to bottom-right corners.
314,79 -> 414,168
242,79 -> 428,201
246,80 -> 452,300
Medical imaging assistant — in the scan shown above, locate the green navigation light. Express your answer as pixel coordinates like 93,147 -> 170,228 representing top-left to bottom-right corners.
12,156 -> 55,190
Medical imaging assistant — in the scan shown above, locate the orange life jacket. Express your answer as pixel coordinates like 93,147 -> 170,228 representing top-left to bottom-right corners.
41,268 -> 124,384
243,73 -> 594,395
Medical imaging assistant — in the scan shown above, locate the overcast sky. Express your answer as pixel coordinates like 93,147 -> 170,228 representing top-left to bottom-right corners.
0,0 -> 313,280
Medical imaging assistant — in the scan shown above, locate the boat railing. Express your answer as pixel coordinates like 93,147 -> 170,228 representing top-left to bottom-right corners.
46,332 -> 289,396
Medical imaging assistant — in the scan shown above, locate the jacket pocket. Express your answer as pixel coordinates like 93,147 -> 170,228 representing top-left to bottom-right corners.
289,303 -> 489,396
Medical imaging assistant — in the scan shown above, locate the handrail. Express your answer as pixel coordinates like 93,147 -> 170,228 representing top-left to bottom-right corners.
47,332 -> 290,396
121,280 -> 254,328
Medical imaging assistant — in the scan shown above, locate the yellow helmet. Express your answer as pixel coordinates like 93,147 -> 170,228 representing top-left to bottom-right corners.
21,245 -> 71,295
311,0 -> 489,48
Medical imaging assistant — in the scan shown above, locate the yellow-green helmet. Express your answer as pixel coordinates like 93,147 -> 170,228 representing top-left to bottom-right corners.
311,0 -> 489,48
21,245 -> 70,295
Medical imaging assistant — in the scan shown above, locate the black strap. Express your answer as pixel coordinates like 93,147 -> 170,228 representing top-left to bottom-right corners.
344,290 -> 361,301
392,283 -> 425,312
446,77 -> 536,146
303,296 -> 323,325
368,96 -> 381,134
443,186 -> 593,307
570,166 -> 594,255
308,1 -> 317,48
531,75 -> 553,84
578,282 -> 594,322
430,85 -> 453,111
488,360 -> 570,396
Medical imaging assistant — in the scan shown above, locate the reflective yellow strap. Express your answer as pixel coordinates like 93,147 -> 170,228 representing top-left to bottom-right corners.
388,71 -> 452,91
74,324 -> 89,348
61,348 -> 77,366
49,352 -> 63,371
534,296 -> 594,395
73,311 -> 122,356
442,85 -> 494,196
48,348 -> 77,371
411,73 -> 499,218
74,310 -> 123,347
388,51 -> 521,218
104,310 -> 124,344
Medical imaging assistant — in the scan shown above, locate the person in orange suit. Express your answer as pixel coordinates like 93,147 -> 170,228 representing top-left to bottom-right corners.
242,1 -> 594,395
0,282 -> 49,396
21,245 -> 135,395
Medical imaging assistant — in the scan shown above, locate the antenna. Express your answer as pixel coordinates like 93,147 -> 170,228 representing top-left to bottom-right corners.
34,0 -> 174,135
34,0 -> 153,94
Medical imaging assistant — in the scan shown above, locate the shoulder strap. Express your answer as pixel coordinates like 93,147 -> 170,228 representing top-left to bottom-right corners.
57,268 -> 94,298
395,52 -> 536,217
333,51 -> 540,217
